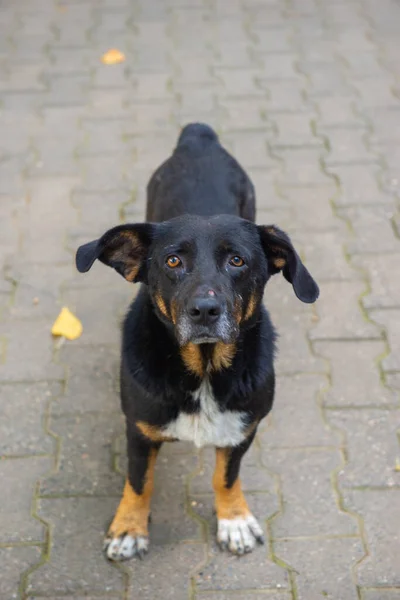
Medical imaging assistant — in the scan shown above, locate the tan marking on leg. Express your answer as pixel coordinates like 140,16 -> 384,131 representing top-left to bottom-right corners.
244,292 -> 257,321
212,342 -> 236,371
107,448 -> 158,539
136,421 -> 175,443
181,342 -> 204,377
213,448 -> 250,520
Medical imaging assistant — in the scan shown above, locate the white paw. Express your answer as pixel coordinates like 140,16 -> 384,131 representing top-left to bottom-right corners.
217,514 -> 264,555
104,533 -> 149,561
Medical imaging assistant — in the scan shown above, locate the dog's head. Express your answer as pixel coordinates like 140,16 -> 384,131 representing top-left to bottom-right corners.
76,215 -> 319,346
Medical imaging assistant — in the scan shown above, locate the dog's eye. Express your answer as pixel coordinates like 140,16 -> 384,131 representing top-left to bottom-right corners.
166,255 -> 182,268
229,256 -> 245,267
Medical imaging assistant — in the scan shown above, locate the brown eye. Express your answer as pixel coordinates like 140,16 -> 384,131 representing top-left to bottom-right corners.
229,256 -> 245,267
166,255 -> 182,268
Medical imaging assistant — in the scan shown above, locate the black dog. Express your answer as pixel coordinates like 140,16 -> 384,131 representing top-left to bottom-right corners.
76,123 -> 319,560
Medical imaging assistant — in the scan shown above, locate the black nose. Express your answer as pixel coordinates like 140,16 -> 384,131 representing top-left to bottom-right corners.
187,296 -> 221,325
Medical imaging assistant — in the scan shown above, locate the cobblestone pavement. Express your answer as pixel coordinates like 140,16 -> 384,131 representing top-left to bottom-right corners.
1,0 -> 400,598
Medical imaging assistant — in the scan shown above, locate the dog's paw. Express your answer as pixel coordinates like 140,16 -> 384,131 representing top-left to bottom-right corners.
104,532 -> 149,561
217,514 -> 264,555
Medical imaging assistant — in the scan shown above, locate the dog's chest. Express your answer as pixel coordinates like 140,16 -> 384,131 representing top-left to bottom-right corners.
162,378 -> 247,448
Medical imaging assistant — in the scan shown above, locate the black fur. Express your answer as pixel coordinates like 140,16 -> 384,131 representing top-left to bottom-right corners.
76,123 -> 319,553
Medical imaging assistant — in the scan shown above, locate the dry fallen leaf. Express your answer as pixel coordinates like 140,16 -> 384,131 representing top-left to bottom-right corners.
51,307 -> 83,341
101,48 -> 125,65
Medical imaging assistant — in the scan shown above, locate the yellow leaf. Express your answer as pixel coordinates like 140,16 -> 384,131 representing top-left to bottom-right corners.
51,307 -> 83,341
101,48 -> 125,65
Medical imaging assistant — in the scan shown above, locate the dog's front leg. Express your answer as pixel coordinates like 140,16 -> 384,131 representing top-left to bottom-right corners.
104,423 -> 161,561
213,434 -> 265,555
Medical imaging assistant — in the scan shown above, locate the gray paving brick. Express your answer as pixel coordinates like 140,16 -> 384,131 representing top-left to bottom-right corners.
369,309 -> 400,372
310,281 -> 382,341
339,206 -> 400,255
266,449 -> 358,538
54,344 -> 120,415
362,591 -> 400,600
343,489 -> 400,587
275,537 -> 364,600
259,374 -> 337,447
324,128 -> 376,166
329,408 -> 400,488
356,255 -> 400,309
0,382 -> 59,456
314,340 -> 397,407
0,546 -> 42,600
40,412 -> 123,496
0,457 -> 51,543
27,497 -> 125,595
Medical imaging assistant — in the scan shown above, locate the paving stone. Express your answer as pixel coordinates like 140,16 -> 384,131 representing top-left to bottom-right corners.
275,537 -> 364,600
54,344 -> 120,414
316,95 -> 364,129
126,543 -> 206,600
328,408 -> 400,488
343,489 -> 400,587
40,412 -> 124,496
282,184 -> 340,232
276,148 -> 329,186
299,230 -> 358,282
339,206 -> 400,255
264,449 -> 357,538
362,591 -> 400,600
197,594 -> 291,600
0,319 -> 64,382
0,382 -> 60,456
309,281 -> 382,341
324,128 -> 376,166
0,457 -> 51,543
259,373 -> 337,448
0,545 -> 42,600
355,256 -> 400,310
368,309 -> 400,372
331,164 -> 392,206
314,340 -> 397,407
27,497 -> 125,595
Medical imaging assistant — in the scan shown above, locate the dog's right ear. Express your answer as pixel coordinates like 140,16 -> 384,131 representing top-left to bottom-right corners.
76,223 -> 157,283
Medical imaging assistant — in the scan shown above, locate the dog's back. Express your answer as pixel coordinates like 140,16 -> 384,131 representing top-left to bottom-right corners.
146,123 -> 256,223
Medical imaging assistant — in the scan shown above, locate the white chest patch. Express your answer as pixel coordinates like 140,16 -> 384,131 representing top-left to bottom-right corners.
162,378 -> 247,448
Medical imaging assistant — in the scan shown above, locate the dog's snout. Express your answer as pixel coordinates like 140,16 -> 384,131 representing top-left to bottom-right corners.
187,296 -> 221,325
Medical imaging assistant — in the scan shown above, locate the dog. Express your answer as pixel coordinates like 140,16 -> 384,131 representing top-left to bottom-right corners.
76,123 -> 319,560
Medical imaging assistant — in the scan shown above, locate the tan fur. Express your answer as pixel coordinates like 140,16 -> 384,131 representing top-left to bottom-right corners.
107,449 -> 158,538
244,292 -> 257,321
212,342 -> 236,371
155,293 -> 169,319
136,421 -> 175,442
181,343 -> 204,377
273,257 -> 286,269
213,448 -> 250,520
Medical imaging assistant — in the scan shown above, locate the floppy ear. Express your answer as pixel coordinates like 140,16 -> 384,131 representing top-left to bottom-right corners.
258,225 -> 319,303
76,223 -> 156,283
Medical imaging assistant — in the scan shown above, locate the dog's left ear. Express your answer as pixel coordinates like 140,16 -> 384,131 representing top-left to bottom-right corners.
76,223 -> 157,283
258,225 -> 319,303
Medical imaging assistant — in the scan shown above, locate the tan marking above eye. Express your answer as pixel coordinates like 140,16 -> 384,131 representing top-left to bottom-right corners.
166,255 -> 182,268
273,257 -> 286,269
229,256 -> 245,267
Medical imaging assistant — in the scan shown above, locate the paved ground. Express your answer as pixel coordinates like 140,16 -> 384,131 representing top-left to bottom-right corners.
1,0 -> 400,598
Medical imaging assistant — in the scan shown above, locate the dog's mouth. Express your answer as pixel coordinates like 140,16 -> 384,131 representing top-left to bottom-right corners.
175,316 -> 239,347
191,335 -> 220,345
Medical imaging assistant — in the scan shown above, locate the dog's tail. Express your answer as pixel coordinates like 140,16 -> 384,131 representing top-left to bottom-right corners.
177,123 -> 219,147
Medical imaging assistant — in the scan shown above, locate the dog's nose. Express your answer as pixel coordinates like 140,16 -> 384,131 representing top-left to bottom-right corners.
187,296 -> 221,325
